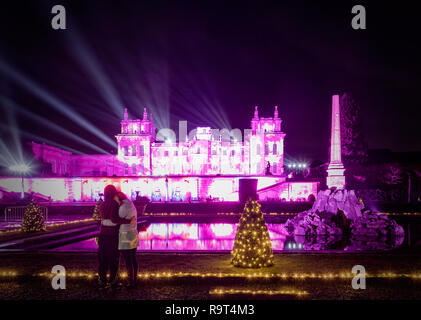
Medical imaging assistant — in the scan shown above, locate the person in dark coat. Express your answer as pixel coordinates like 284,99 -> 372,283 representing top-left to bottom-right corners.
98,185 -> 132,288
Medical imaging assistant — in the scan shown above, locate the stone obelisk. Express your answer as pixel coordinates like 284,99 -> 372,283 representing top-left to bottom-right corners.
327,94 -> 346,189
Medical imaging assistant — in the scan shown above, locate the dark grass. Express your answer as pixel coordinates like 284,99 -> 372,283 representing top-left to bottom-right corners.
0,252 -> 420,299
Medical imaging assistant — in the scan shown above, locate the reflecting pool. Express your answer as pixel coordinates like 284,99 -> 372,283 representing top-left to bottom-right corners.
53,222 -> 407,252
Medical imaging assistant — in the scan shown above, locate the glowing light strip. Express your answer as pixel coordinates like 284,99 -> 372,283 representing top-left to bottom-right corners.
209,288 -> 308,296
143,212 -> 296,216
0,271 -> 18,277
1,97 -> 110,155
142,212 -> 421,217
0,218 -> 94,235
31,271 -> 421,280
0,61 -> 116,148
381,212 -> 421,216
66,30 -> 124,118
44,218 -> 94,228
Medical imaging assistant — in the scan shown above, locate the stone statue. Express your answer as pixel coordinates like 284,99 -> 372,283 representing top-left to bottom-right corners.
265,162 -> 271,175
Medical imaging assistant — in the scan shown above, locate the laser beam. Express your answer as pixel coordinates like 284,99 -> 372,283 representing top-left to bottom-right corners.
0,60 -> 117,148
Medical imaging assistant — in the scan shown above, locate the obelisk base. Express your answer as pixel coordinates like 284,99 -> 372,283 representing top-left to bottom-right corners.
327,162 -> 345,189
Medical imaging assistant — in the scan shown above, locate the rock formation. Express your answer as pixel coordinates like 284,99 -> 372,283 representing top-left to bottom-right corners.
311,189 -> 363,220
284,188 -> 404,241
350,209 -> 404,239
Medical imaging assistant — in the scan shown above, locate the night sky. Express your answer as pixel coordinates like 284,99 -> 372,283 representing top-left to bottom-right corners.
0,0 -> 420,164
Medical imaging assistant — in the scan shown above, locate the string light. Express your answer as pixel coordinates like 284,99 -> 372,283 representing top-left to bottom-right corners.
92,199 -> 102,221
21,199 -> 46,232
0,218 -> 95,235
45,218 -> 94,227
3,211 -> 414,235
0,270 -> 18,277
30,271 -> 421,280
141,212 -> 420,217
380,212 -> 421,216
210,288 -> 308,296
142,212 -> 297,216
231,200 -> 274,268
2,211 -> 417,234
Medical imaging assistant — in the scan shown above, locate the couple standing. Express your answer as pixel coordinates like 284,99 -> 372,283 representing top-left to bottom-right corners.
98,184 -> 139,289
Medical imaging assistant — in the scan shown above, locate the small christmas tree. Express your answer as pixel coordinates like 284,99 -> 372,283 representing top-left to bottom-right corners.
231,199 -> 274,268
22,199 -> 46,232
92,199 -> 103,221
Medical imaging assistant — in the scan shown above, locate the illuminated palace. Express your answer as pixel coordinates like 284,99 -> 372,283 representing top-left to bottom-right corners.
0,106 -> 318,202
31,106 -> 285,177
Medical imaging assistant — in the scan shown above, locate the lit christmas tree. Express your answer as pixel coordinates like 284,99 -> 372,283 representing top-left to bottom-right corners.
22,199 -> 46,232
231,199 -> 274,268
92,199 -> 103,221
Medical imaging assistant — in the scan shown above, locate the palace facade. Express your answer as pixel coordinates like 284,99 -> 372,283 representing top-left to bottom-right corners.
31,106 -> 286,177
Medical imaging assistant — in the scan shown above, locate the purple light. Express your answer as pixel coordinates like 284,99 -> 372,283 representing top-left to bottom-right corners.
55,223 -> 289,252
0,176 -> 318,202
29,106 -> 287,177
0,106 -> 319,202
210,223 -> 235,237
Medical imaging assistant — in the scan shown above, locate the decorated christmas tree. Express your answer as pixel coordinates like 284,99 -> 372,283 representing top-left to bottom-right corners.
231,199 -> 274,268
22,199 -> 46,232
92,199 -> 103,221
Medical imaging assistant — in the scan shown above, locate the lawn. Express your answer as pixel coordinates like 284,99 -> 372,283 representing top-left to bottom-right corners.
0,252 -> 420,299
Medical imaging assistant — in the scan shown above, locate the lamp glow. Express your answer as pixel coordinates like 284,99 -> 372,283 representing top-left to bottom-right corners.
9,163 -> 31,199
9,164 -> 30,174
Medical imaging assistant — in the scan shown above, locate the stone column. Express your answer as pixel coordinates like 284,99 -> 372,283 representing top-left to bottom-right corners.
327,94 -> 346,189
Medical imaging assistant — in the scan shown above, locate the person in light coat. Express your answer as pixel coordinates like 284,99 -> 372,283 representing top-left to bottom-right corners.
114,192 -> 139,288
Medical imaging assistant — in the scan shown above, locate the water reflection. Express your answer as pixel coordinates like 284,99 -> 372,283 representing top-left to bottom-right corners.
54,222 -> 406,252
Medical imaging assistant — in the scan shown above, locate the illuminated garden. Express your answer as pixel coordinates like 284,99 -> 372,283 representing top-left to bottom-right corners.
0,0 -> 420,301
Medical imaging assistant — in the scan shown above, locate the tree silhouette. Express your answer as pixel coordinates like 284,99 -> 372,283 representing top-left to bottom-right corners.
340,93 -> 368,164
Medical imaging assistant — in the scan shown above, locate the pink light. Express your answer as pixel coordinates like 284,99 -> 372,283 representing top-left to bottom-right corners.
327,94 -> 345,189
170,223 -> 198,240
210,223 -> 235,237
143,223 -> 167,239
57,223 -> 295,252
28,107 -> 288,177
0,176 -> 318,202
